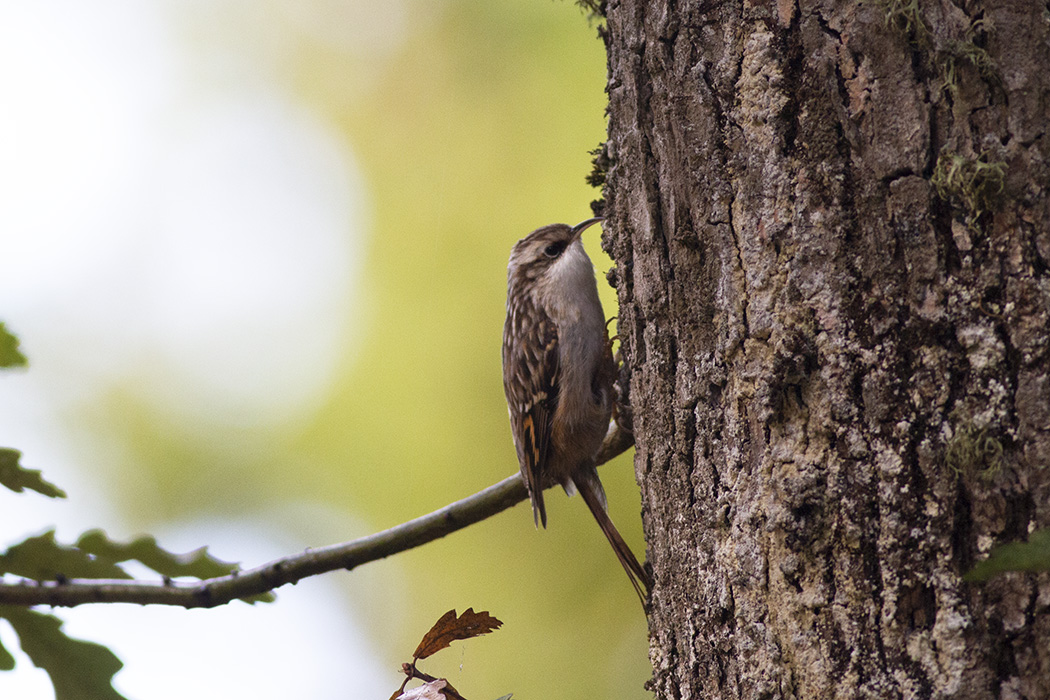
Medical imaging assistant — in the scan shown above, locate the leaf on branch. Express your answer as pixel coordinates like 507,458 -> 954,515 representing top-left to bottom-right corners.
237,590 -> 278,605
75,529 -> 239,580
0,531 -> 130,581
0,607 -> 127,700
398,679 -> 449,700
0,632 -> 15,671
0,323 -> 27,368
0,448 -> 66,498
413,608 -> 503,661
965,528 -> 1050,581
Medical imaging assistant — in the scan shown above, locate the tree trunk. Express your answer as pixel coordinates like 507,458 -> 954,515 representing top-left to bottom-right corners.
601,0 -> 1050,697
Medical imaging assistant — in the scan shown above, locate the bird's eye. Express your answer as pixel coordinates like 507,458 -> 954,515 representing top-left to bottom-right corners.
543,241 -> 567,258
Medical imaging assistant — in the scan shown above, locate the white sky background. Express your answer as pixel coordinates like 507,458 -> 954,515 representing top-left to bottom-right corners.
0,0 -> 400,696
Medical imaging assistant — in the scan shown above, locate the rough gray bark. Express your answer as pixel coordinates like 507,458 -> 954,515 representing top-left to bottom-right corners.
600,0 -> 1050,697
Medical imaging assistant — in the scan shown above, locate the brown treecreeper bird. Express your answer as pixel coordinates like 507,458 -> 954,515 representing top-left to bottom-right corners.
502,217 -> 652,601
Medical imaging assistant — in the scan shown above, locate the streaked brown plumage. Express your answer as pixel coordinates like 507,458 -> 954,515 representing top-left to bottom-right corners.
502,217 -> 652,601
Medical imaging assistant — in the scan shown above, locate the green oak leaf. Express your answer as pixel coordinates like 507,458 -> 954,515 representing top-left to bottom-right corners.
0,448 -> 66,498
0,531 -> 129,580
0,607 -> 127,700
236,590 -> 278,604
75,529 -> 239,580
0,632 -> 16,671
965,529 -> 1050,581
0,323 -> 27,368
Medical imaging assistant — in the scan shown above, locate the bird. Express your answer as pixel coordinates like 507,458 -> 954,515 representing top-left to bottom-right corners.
502,216 -> 652,601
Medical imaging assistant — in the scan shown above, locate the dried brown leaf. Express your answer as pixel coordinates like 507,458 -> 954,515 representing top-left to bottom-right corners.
412,608 -> 503,660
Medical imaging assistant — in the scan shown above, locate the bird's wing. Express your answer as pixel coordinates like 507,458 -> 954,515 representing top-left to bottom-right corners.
503,295 -> 560,528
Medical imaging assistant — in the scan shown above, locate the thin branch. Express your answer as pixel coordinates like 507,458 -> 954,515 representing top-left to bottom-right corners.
0,424 -> 633,609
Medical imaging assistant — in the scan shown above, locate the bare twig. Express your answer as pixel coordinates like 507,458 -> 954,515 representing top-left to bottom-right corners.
0,423 -> 633,609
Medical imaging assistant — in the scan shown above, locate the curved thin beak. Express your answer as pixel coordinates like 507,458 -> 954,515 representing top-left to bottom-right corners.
570,216 -> 605,241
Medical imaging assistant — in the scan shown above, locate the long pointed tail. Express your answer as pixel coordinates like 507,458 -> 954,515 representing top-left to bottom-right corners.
575,473 -> 653,605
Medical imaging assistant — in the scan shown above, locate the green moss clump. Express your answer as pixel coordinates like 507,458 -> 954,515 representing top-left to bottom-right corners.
867,0 -> 931,47
575,0 -> 606,21
931,149 -> 1006,231
936,19 -> 1001,99
587,143 -> 610,217
586,143 -> 609,189
945,423 -> 1003,480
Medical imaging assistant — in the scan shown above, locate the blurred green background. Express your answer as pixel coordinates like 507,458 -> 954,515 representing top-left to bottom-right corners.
1,1 -> 650,698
